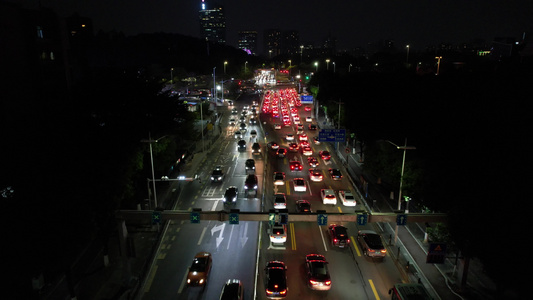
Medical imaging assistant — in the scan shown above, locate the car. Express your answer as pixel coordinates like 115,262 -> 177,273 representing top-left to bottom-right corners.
307,157 -> 319,167
313,136 -> 321,145
250,129 -> 257,138
211,166 -> 224,182
237,139 -> 246,151
265,261 -> 288,298
270,222 -> 287,244
328,168 -> 342,180
319,150 -> 331,161
293,116 -> 300,124
288,142 -> 299,152
187,252 -> 212,287
328,224 -> 350,248
308,169 -> 323,182
273,193 -> 287,209
244,174 -> 258,195
305,116 -> 312,122
339,190 -> 356,206
268,141 -> 280,150
249,117 -> 258,124
296,124 -> 304,134
305,254 -> 331,291
223,186 -> 238,203
239,116 -> 246,123
357,230 -> 387,259
285,133 -> 294,141
219,279 -> 244,300
302,146 -> 313,156
239,123 -> 247,132
289,160 -> 303,171
273,172 -> 285,186
299,140 -> 310,148
304,106 -> 312,111
308,124 -> 317,130
320,189 -> 337,205
245,159 -> 255,172
276,148 -> 287,158
252,142 -> 261,155
234,131 -> 243,139
274,124 -> 282,130
293,178 -> 306,192
295,200 -> 311,212
231,109 -> 238,115
229,118 -> 236,125
298,133 -> 308,141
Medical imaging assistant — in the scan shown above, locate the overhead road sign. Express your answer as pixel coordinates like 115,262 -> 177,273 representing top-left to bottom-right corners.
301,95 -> 314,104
318,129 -> 346,142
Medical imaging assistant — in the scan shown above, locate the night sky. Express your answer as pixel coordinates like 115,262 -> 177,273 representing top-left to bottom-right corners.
8,0 -> 533,51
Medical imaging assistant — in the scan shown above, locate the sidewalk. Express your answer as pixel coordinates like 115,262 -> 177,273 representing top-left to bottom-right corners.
315,112 -> 496,300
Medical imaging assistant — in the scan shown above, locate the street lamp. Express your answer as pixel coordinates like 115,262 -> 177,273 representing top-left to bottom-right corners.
314,62 -> 318,72
333,62 -> 336,73
300,45 -> 304,63
141,133 -> 167,209
245,61 -> 248,75
170,67 -> 174,84
386,139 -> 416,211
435,56 -> 442,75
288,60 -> 291,77
326,59 -> 330,70
349,64 -> 352,73
406,45 -> 410,64
224,61 -> 228,74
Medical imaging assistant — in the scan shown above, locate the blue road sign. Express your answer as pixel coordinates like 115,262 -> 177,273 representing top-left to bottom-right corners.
396,214 -> 408,226
357,214 -> 368,226
317,214 -> 328,226
301,95 -> 314,104
152,211 -> 162,224
318,129 -> 346,142
229,213 -> 239,224
190,212 -> 200,223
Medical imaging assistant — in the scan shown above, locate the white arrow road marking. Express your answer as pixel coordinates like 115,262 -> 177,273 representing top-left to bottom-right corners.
211,223 -> 226,248
240,222 -> 249,248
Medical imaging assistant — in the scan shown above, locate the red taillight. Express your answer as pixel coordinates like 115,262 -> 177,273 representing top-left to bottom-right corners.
368,249 -> 375,253
325,280 -> 331,285
333,238 -> 338,243
274,284 -> 279,289
280,289 -> 287,295
266,289 -> 273,295
381,249 -> 387,253
309,280 -> 318,285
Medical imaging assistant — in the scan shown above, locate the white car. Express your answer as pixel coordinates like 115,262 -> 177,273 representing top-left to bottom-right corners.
285,133 -> 294,141
270,223 -> 287,244
274,193 -> 287,209
293,178 -> 306,192
321,189 -> 337,205
305,116 -> 312,122
274,124 -> 282,130
339,190 -> 356,207
273,172 -> 285,186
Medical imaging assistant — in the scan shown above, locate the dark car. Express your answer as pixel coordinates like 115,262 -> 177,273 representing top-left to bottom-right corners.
307,157 -> 319,167
357,230 -> 387,259
223,186 -> 238,204
211,166 -> 224,183
328,168 -> 342,180
267,141 -> 280,150
276,148 -> 287,158
289,160 -> 303,172
296,200 -> 311,212
305,254 -> 331,290
328,224 -> 350,248
288,142 -> 299,152
187,252 -> 212,288
237,139 -> 246,152
265,261 -> 288,298
252,142 -> 261,155
244,174 -> 258,195
308,124 -> 317,130
245,159 -> 255,173
319,150 -> 331,161
219,279 -> 244,300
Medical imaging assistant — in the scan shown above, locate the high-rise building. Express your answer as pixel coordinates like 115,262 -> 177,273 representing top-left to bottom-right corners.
283,30 -> 300,56
238,31 -> 257,55
264,29 -> 282,57
198,0 -> 226,44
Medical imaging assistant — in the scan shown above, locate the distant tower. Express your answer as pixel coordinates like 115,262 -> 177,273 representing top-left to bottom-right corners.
264,29 -> 282,57
238,31 -> 257,55
199,0 -> 226,45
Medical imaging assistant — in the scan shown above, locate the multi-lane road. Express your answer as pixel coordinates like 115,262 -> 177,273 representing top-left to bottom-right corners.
141,88 -> 404,300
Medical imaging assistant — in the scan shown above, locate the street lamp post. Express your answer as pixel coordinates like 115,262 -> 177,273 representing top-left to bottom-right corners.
349,64 -> 352,72
406,45 -> 410,64
141,133 -> 167,209
300,45 -> 304,63
326,59 -> 330,70
435,56 -> 442,75
224,61 -> 227,74
288,60 -> 291,78
170,68 -> 174,84
245,61 -> 248,76
314,62 -> 318,72
387,139 -> 416,211
333,62 -> 336,73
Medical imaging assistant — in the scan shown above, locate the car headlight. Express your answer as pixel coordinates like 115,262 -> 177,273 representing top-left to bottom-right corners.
254,185 -> 258,189
244,185 -> 248,189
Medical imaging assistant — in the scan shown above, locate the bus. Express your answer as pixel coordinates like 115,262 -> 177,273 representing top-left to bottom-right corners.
389,283 -> 433,300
